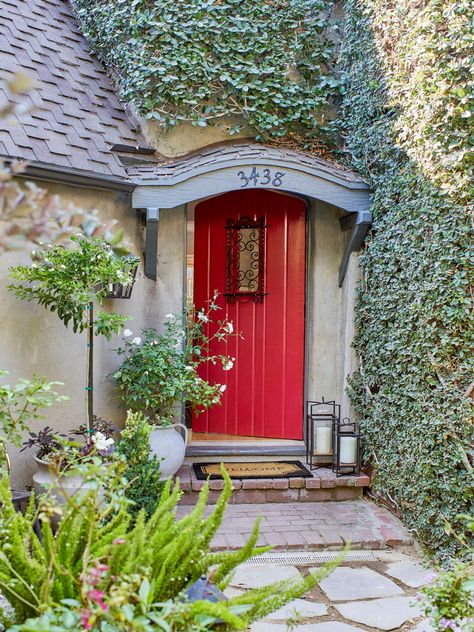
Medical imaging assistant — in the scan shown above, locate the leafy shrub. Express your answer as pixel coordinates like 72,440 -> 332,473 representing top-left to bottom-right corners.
0,372 -> 67,467
116,411 -> 163,519
0,466 -> 343,630
418,515 -> 474,632
339,0 -> 473,560
419,562 -> 474,632
114,297 -> 237,425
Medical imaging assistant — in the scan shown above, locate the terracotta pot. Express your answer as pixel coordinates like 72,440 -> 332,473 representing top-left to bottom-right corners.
149,424 -> 188,480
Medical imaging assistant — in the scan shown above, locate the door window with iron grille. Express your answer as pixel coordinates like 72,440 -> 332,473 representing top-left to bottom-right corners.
225,216 -> 267,303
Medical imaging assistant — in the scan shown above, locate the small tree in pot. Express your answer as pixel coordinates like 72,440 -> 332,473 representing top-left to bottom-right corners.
114,294 -> 237,478
8,235 -> 138,490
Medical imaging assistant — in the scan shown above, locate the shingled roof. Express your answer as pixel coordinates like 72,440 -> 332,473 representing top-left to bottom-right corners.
0,0 -> 148,180
126,142 -> 367,185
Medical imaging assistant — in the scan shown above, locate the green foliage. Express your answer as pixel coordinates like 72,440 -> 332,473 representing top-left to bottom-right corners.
339,0 -> 473,560
116,411 -> 163,519
114,298 -> 237,424
0,466 -> 343,630
72,0 -> 342,147
0,371 -> 67,457
9,235 -> 137,338
419,515 -> 474,631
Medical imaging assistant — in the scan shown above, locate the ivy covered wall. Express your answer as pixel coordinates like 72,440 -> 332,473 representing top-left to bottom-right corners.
72,0 -> 472,560
73,0 -> 341,148
340,0 -> 473,560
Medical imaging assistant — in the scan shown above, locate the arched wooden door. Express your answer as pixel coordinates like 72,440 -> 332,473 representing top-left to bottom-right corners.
192,189 -> 306,439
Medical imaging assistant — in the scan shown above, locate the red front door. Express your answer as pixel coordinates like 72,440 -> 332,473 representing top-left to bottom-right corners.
192,189 -> 306,439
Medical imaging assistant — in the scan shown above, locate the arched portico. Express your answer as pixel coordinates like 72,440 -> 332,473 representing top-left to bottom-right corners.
129,143 -> 372,286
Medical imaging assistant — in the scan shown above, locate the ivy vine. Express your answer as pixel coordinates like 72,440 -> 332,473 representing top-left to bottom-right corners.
71,0 -> 473,562
72,0 -> 342,147
340,0 -> 473,561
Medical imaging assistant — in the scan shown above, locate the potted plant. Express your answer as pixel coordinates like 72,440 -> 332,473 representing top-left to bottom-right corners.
114,294 -> 237,478
8,234 -> 138,493
20,416 -> 116,499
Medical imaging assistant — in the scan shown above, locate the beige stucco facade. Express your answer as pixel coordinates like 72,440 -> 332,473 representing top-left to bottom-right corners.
1,179 -> 186,486
2,168 -> 361,486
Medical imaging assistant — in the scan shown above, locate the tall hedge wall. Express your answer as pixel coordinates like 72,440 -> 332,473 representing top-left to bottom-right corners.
340,0 -> 473,560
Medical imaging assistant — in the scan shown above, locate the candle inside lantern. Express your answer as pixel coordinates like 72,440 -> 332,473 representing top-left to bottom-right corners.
315,426 -> 332,454
339,436 -> 357,464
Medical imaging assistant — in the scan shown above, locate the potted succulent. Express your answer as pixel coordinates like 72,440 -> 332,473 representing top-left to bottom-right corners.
114,294 -> 238,478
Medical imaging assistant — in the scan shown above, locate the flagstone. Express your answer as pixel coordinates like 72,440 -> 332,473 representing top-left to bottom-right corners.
250,623 -> 365,632
335,596 -> 423,630
229,564 -> 301,589
385,558 -> 432,588
412,620 -> 436,632
266,598 -> 328,620
317,567 -> 404,601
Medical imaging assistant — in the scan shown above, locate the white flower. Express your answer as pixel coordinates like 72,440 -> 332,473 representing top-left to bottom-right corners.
165,313 -> 174,319
223,359 -> 234,371
197,311 -> 209,322
123,329 -> 133,337
225,322 -> 234,334
92,432 -> 114,451
151,339 -> 158,346
131,336 -> 141,345
219,384 -> 227,392
60,264 -> 66,270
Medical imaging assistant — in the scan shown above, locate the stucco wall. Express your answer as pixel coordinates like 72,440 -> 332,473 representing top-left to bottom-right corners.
306,200 -> 357,418
0,179 -> 185,486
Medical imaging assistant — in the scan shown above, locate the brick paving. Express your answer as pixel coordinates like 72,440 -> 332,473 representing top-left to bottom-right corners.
176,465 -> 370,504
175,498 -> 412,551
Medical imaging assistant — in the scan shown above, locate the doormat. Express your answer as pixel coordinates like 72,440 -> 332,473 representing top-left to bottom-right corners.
193,461 -> 312,480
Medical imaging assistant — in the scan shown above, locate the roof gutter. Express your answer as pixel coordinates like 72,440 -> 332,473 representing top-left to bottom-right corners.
3,158 -> 135,193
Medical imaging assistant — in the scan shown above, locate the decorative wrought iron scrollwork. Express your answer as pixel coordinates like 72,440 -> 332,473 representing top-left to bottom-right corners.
225,216 -> 267,303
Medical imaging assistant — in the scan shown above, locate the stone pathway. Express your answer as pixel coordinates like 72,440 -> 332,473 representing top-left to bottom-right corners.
176,495 -> 435,629
227,550 -> 435,631
176,499 -> 412,550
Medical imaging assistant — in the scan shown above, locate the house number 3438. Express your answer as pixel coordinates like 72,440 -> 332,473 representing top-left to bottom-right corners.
237,168 -> 285,188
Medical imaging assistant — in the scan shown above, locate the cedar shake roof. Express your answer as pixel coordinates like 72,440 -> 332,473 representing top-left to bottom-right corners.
0,0 -> 148,179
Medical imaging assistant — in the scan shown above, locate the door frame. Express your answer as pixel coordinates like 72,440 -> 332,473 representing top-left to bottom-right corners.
185,189 -> 312,447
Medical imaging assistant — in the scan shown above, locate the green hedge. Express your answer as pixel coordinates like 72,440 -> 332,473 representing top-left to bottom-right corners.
340,0 -> 473,561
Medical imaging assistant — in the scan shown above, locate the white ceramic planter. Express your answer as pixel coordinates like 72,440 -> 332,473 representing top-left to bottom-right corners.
149,424 -> 188,480
32,456 -> 101,505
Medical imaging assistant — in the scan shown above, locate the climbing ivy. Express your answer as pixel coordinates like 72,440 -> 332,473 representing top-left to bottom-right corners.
72,0 -> 341,147
339,0 -> 473,561
71,0 -> 473,561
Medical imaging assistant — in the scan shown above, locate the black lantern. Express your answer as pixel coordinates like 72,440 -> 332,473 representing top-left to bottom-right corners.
305,398 -> 340,470
333,417 -> 361,477
105,260 -> 138,299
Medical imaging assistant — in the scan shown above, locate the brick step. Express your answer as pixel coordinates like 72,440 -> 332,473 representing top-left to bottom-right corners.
175,465 -> 370,505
